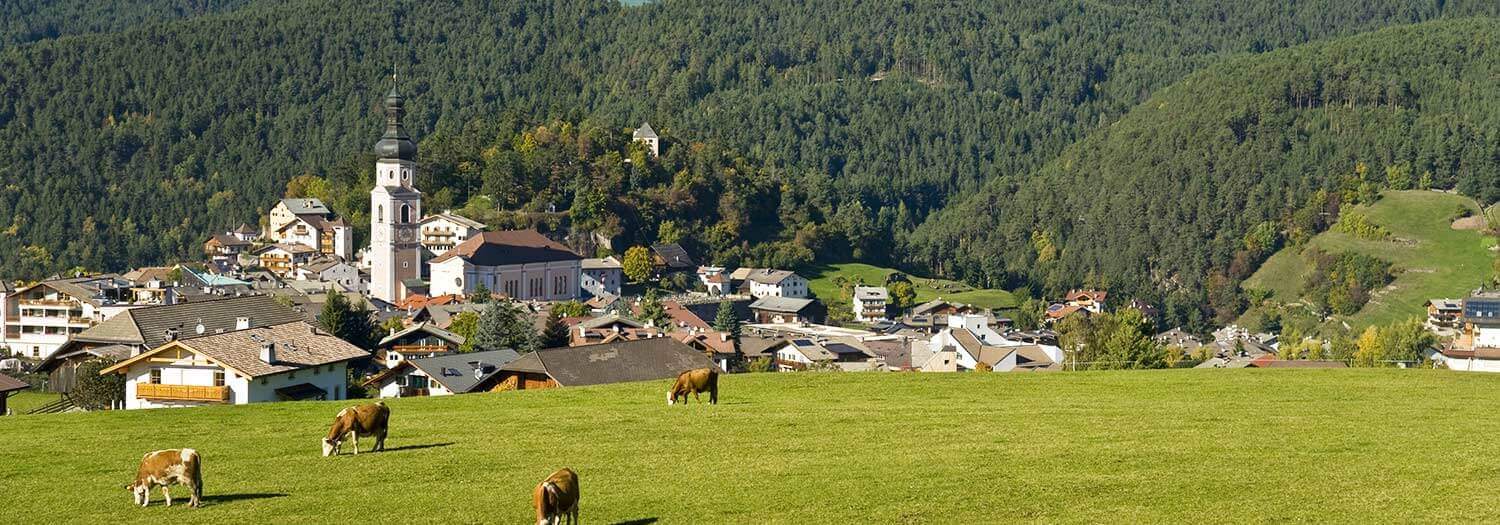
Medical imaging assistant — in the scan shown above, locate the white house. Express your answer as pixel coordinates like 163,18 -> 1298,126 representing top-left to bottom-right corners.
852,286 -> 889,323
925,314 -> 1063,372
420,212 -> 486,255
428,230 -> 583,301
1,276 -> 151,360
1437,294 -> 1500,372
745,269 -> 809,299
294,256 -> 365,292
698,266 -> 729,296
100,321 -> 369,409
254,243 -> 318,277
633,122 -> 660,158
364,348 -> 521,398
580,256 -> 624,298
267,198 -> 354,260
772,338 -> 878,371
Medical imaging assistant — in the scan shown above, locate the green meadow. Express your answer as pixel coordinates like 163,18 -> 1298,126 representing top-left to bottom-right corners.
1243,190 -> 1495,331
806,262 -> 1018,310
3,369 -> 1500,523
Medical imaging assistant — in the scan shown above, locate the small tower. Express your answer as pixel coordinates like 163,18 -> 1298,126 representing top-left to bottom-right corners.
633,122 -> 659,158
369,83 -> 423,303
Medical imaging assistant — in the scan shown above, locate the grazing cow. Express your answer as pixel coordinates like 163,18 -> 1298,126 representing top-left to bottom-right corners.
322,402 -> 390,457
533,468 -> 580,525
126,448 -> 202,508
668,367 -> 719,405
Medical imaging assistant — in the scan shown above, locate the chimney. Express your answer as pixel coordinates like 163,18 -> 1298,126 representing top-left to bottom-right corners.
470,361 -> 485,380
163,328 -> 179,342
720,333 -> 729,342
260,342 -> 276,364
577,325 -> 587,338
236,316 -> 251,330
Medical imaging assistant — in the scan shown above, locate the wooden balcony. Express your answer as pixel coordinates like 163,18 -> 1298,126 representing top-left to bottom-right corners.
136,383 -> 230,403
391,344 -> 452,354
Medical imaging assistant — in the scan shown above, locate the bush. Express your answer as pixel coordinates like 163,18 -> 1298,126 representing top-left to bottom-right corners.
746,357 -> 775,373
72,358 -> 124,410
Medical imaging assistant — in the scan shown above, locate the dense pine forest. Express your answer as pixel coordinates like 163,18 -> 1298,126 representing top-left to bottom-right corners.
913,19 -> 1500,327
0,0 -> 1497,327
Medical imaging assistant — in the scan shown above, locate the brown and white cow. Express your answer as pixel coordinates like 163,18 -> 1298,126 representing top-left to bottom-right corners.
126,448 -> 202,508
533,468 -> 580,525
668,367 -> 719,405
322,402 -> 389,456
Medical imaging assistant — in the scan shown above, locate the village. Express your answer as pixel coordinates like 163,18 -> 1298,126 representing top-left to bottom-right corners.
0,86 -> 1495,417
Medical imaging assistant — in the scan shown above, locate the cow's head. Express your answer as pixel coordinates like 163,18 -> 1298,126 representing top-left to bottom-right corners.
321,437 -> 339,457
666,389 -> 675,406
125,481 -> 148,506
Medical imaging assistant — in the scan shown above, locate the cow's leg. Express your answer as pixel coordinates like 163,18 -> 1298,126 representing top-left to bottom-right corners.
162,485 -> 172,507
375,430 -> 386,451
352,432 -> 360,455
710,386 -> 718,405
190,477 -> 201,508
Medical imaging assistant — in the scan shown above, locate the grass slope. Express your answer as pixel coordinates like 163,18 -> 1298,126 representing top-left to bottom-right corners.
5,370 -> 1500,522
5,390 -> 59,414
1243,190 -> 1495,330
806,263 -> 1017,310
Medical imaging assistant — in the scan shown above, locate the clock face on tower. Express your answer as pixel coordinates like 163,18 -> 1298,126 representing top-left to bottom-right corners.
397,226 -> 416,243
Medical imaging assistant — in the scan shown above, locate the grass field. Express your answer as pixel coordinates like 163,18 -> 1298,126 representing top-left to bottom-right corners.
806,262 -> 1018,310
5,370 -> 1500,523
5,390 -> 59,414
1242,190 -> 1495,330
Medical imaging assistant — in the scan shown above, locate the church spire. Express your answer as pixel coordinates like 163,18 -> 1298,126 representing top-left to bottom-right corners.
374,77 -> 417,161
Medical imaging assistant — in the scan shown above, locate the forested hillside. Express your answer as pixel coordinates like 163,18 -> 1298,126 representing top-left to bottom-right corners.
912,19 -> 1500,329
0,0 -> 1495,310
0,0 -> 257,47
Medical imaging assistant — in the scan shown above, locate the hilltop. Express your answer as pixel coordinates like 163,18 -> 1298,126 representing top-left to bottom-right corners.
1242,190 -> 1496,332
5,370 -> 1500,522
913,18 -> 1500,325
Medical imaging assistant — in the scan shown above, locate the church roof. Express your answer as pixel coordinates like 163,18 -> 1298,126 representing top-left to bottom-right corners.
430,230 -> 581,267
374,85 -> 417,161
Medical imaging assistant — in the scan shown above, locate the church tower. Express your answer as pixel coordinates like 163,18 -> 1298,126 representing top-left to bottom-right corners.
369,83 -> 422,303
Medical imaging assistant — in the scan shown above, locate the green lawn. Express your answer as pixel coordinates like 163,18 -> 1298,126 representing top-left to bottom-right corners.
5,370 -> 1500,522
5,390 -> 58,414
1242,190 -> 1495,330
806,262 -> 1017,309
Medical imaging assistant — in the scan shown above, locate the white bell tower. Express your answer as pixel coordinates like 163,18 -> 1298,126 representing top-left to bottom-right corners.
369,83 -> 423,303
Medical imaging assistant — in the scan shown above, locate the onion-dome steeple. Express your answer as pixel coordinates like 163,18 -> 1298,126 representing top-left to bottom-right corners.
374,84 -> 417,161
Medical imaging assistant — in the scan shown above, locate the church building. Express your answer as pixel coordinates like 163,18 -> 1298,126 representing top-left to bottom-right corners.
369,84 -> 423,303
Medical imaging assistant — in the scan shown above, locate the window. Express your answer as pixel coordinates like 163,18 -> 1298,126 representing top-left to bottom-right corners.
213,371 -> 225,387
400,204 -> 412,224
455,277 -> 463,288
403,262 -> 409,269
377,205 -> 384,223
149,369 -> 161,384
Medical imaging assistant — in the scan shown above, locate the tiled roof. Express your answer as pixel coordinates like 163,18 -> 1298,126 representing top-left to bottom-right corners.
378,322 -> 465,347
176,322 -> 367,377
429,230 -> 581,266
745,269 -> 798,285
402,348 -> 521,393
0,372 -> 29,393
581,257 -> 623,270
513,338 -> 713,387
279,198 -> 331,215
420,212 -> 486,231
650,243 -> 695,269
749,296 -> 816,313
72,295 -> 304,348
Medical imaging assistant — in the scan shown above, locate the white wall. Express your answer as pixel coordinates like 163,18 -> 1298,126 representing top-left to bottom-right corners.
123,357 -> 350,409
431,259 -> 582,301
1475,326 -> 1500,348
1443,356 -> 1500,373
